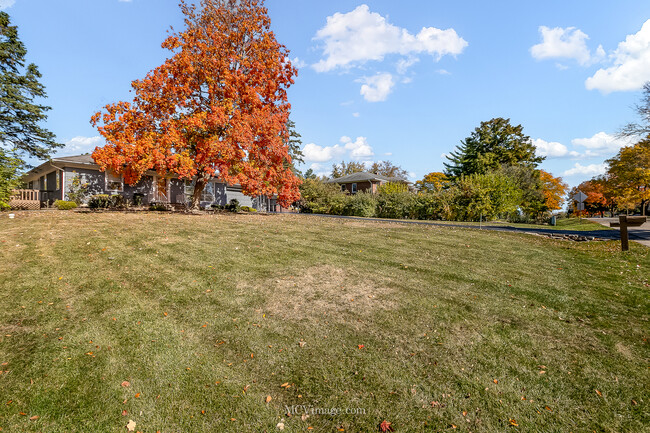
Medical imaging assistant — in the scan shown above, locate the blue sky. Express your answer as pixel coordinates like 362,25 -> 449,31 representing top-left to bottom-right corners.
5,0 -> 650,187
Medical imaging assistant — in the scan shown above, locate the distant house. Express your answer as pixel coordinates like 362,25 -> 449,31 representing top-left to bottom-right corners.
19,154 -> 278,210
327,171 -> 411,194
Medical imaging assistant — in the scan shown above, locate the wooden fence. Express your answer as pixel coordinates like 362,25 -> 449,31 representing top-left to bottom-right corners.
9,189 -> 40,210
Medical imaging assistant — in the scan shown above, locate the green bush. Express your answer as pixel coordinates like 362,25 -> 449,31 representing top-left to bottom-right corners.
149,203 -> 168,211
53,200 -> 78,210
88,194 -> 111,209
344,192 -> 376,217
132,193 -> 145,207
227,199 -> 240,212
111,194 -> 126,208
299,178 -> 348,214
376,191 -> 414,219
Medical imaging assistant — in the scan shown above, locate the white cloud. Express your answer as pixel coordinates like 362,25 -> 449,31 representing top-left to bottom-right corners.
586,19 -> 650,93
307,162 -> 330,177
571,131 -> 636,155
291,57 -> 307,69
533,138 -> 579,158
531,26 -> 602,66
341,135 -> 374,160
118,0 -> 132,2
352,112 -> 360,118
358,73 -> 394,102
302,142 -> 346,162
302,136 -> 374,164
312,4 -> 467,72
57,136 -> 104,155
436,69 -> 451,75
563,163 -> 607,177
384,152 -> 393,156
0,0 -> 15,9
396,57 -> 419,74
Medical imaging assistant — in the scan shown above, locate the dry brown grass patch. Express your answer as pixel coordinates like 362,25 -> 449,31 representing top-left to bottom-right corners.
251,264 -> 396,321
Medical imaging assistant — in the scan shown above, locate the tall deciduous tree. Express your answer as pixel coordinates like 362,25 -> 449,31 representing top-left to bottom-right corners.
605,139 -> 650,215
91,0 -> 299,209
0,12 -> 60,158
368,160 -> 408,180
415,172 -> 449,193
539,169 -> 568,211
444,118 -> 543,179
330,161 -> 367,178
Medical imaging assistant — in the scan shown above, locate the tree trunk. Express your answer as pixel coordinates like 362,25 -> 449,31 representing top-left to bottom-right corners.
190,175 -> 209,210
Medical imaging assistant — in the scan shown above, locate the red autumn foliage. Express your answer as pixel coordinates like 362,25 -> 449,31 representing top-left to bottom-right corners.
91,0 -> 300,208
379,420 -> 394,432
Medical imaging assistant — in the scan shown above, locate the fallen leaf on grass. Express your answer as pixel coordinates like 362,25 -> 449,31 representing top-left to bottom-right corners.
122,410 -> 128,416
266,395 -> 272,403
378,420 -> 394,432
280,382 -> 290,388
358,345 -> 364,349
545,406 -> 552,412
121,381 -> 130,387
134,393 -> 141,398
29,415 -> 39,420
493,379 -> 498,384
126,420 -> 136,432
509,418 -> 518,427
595,389 -> 602,397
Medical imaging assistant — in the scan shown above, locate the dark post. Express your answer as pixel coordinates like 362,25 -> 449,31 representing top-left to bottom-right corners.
619,215 -> 629,252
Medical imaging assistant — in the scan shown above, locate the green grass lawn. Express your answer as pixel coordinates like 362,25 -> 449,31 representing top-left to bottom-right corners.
0,211 -> 648,433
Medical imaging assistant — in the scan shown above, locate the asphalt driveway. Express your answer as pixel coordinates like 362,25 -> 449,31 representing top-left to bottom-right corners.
588,217 -> 650,247
301,214 -> 650,247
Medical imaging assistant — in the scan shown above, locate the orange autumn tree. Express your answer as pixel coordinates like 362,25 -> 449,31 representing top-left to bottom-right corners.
91,0 -> 300,209
539,169 -> 568,211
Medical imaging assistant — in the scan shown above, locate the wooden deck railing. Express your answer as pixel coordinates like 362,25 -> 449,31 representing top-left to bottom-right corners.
9,189 -> 40,210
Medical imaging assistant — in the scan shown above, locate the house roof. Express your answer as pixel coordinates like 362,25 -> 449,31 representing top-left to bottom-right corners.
327,171 -> 411,184
21,153 -> 98,180
327,172 -> 392,184
51,154 -> 96,165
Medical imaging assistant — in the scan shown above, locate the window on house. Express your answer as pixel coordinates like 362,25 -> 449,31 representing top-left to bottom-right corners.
56,171 -> 60,190
42,176 -> 47,191
341,184 -> 346,192
106,170 -> 123,192
351,183 -> 357,193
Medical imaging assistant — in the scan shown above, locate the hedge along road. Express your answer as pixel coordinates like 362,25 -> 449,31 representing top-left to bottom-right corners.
298,213 -> 650,246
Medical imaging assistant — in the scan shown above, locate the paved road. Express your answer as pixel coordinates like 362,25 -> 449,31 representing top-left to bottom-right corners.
588,217 -> 650,247
303,214 -> 624,240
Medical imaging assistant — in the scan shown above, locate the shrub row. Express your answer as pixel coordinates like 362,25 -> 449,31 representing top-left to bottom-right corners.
299,173 -> 523,222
